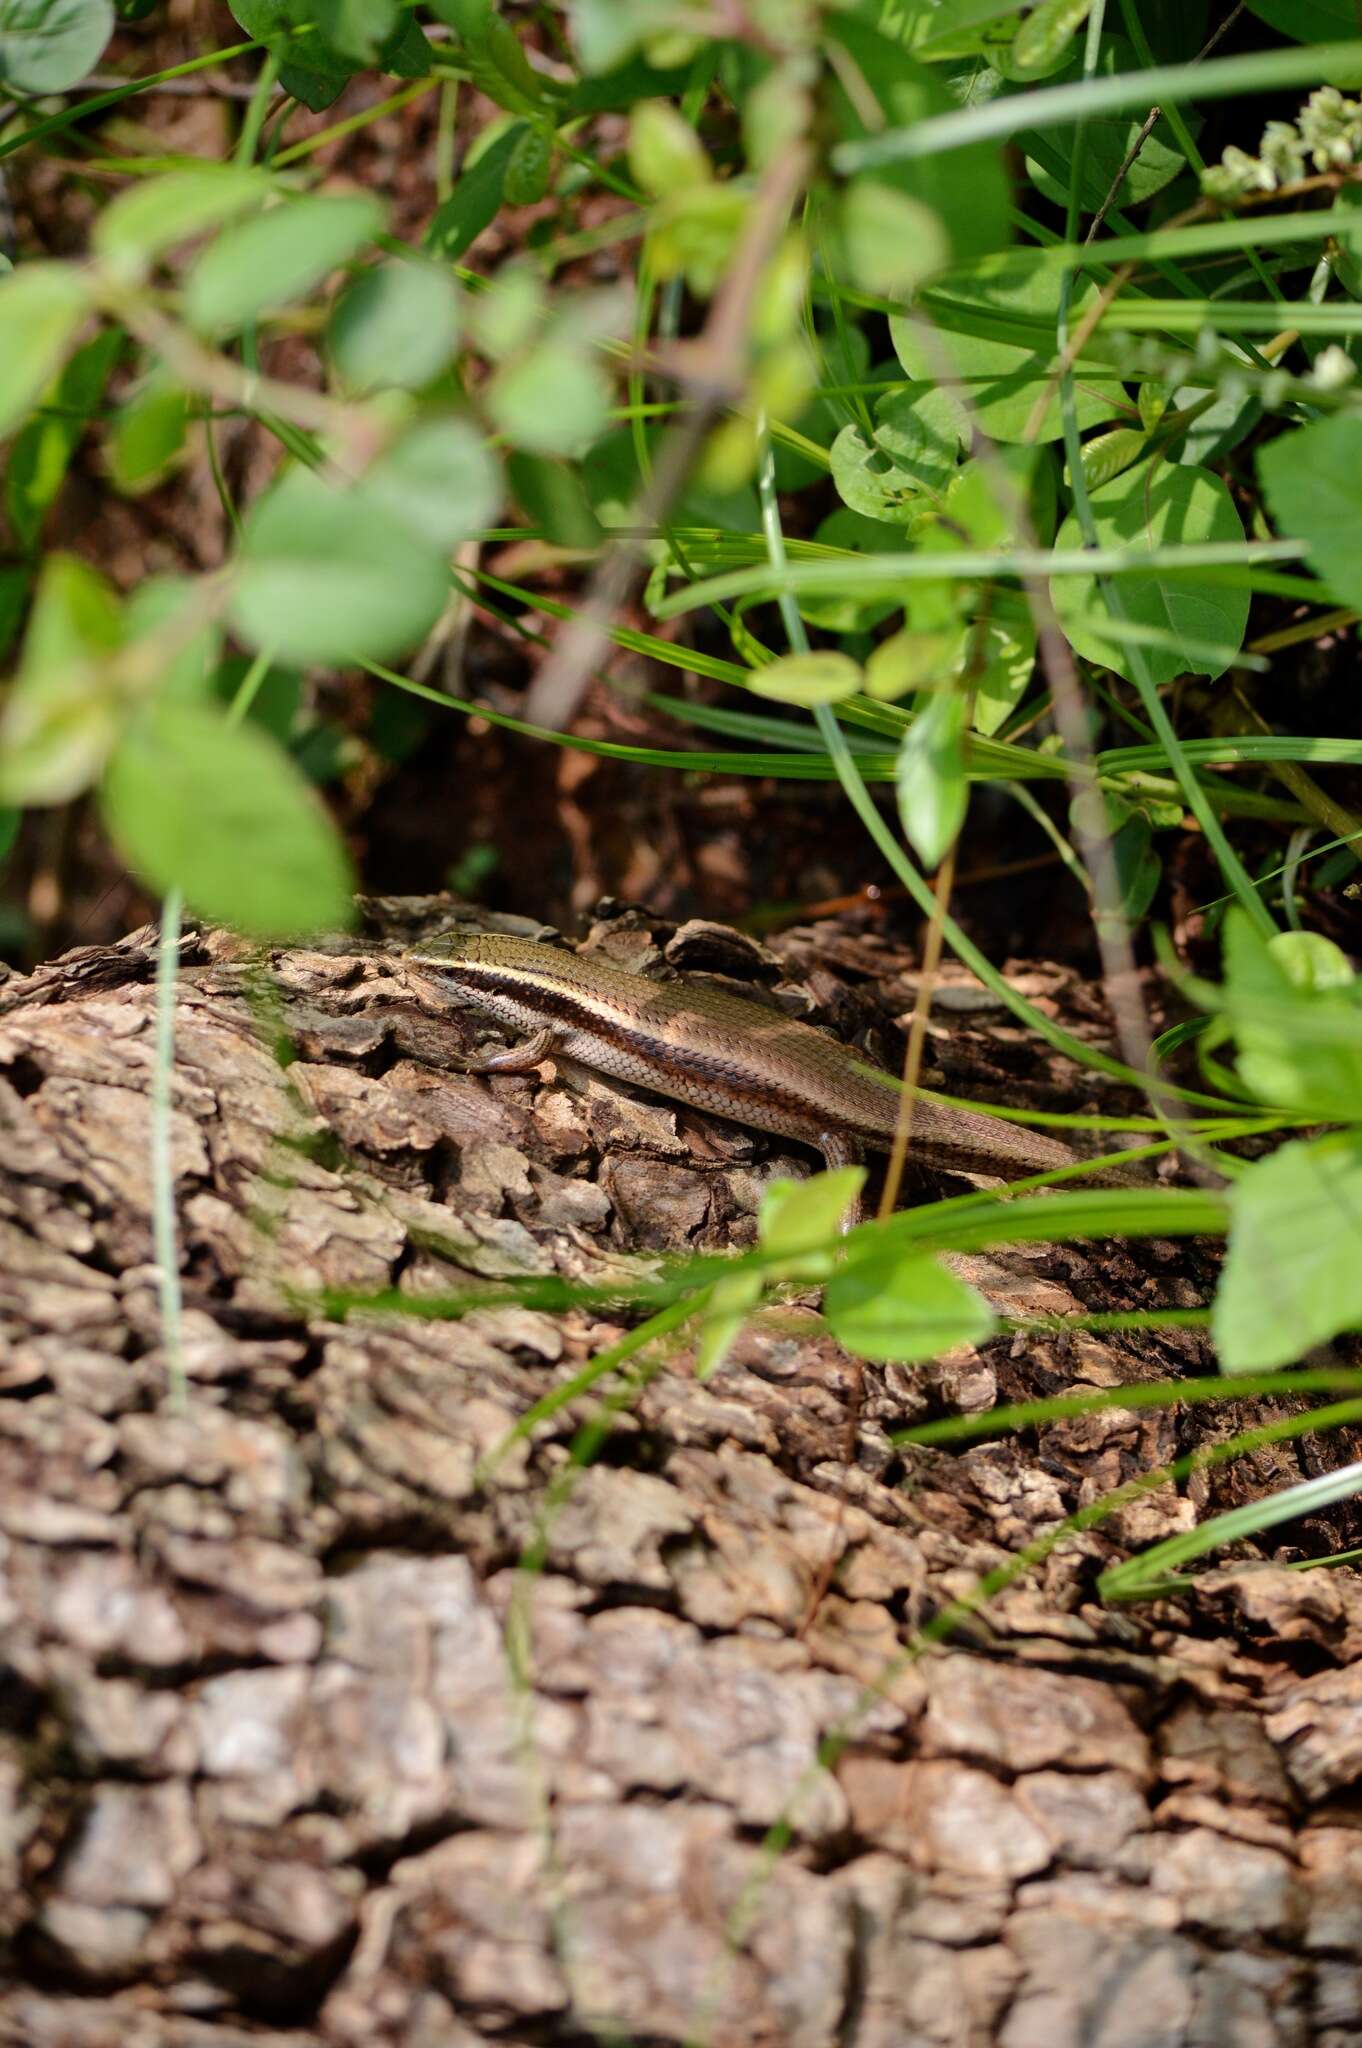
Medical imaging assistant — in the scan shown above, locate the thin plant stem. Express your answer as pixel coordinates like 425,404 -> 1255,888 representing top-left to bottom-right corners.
151,888 -> 185,1408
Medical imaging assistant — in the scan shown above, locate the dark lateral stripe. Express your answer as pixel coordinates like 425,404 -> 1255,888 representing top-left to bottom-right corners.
448,962 -> 853,1139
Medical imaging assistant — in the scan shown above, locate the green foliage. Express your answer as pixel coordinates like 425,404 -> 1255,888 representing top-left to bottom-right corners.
824,1242 -> 996,1362
6,330 -> 121,552
328,261 -> 462,394
0,0 -> 112,92
1051,467 -> 1249,685
100,700 -> 356,936
230,466 -> 450,664
1214,1135 -> 1362,1372
184,193 -> 385,335
0,265 -> 93,441
1258,415 -> 1362,611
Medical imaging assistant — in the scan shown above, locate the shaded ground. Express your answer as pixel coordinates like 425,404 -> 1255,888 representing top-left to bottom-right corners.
3,903 -> 1362,2045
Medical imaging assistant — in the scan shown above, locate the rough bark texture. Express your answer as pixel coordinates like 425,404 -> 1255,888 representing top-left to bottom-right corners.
2,901 -> 1361,2048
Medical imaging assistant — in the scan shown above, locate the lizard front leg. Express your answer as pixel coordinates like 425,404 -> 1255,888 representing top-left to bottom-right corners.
451,1025 -> 563,1074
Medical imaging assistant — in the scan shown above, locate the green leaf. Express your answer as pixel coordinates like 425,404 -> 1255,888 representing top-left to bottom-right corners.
5,327 -> 121,551
628,99 -> 710,197
309,0 -> 397,64
1221,906 -> 1362,1120
378,10 -> 431,73
1021,38 -> 1189,211
100,700 -> 354,937
487,343 -> 610,458
108,376 -> 190,494
125,577 -> 220,704
891,258 -> 1127,444
759,1167 -> 867,1256
896,690 -> 968,868
228,0 -> 353,108
361,416 -> 501,551
231,465 -> 449,664
507,449 -> 603,549
425,122 -> 523,262
0,554 -> 123,805
0,566 -> 27,664
839,179 -> 952,299
1259,415 -> 1362,612
502,122 -> 553,205
695,1268 -> 764,1380
328,259 -> 461,393
865,624 -> 961,703
825,14 -> 1007,268
1268,930 -> 1355,993
1245,0 -> 1355,41
0,264 -> 92,442
0,806 -> 19,863
93,166 -> 268,283
745,650 -> 863,707
825,1244 -> 996,1363
0,0 -> 112,92
567,0 -> 680,72
1214,1133 -> 1362,1372
185,193 -> 384,336
969,589 -> 1038,736
1051,465 -> 1248,685
797,508 -> 904,634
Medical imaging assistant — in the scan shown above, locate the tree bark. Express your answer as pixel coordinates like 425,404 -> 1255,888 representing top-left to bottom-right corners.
2,903 -> 1359,2047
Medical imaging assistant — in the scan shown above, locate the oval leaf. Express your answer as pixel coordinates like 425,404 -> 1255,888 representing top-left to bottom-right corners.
185,193 -> 384,336
230,466 -> 449,665
328,260 -> 462,394
93,166 -> 268,282
100,700 -> 354,937
1051,464 -> 1248,685
746,650 -> 863,707
1214,1134 -> 1362,1373
0,0 -> 112,93
0,263 -> 92,441
825,1245 -> 996,1363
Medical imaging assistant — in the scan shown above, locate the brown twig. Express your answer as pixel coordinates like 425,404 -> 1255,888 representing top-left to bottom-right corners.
522,143 -> 812,731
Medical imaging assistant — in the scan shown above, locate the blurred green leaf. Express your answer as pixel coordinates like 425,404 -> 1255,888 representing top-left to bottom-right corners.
508,449 -> 603,548
6,328 -> 121,552
125,577 -> 220,704
108,376 -> 190,494
0,555 -> 123,805
839,179 -> 951,298
0,0 -> 112,92
487,342 -> 610,458
231,466 -> 449,664
100,699 -> 355,936
0,264 -> 93,442
628,98 -> 710,197
896,689 -> 968,867
825,14 -> 1008,267
759,1167 -> 866,1256
93,166 -> 268,282
328,260 -> 461,393
746,650 -> 863,707
185,193 -> 384,336
361,416 -> 501,550
825,1243 -> 996,1362
1214,1134 -> 1362,1371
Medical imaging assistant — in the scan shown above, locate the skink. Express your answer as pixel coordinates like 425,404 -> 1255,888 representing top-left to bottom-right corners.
406,931 -> 1137,1188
